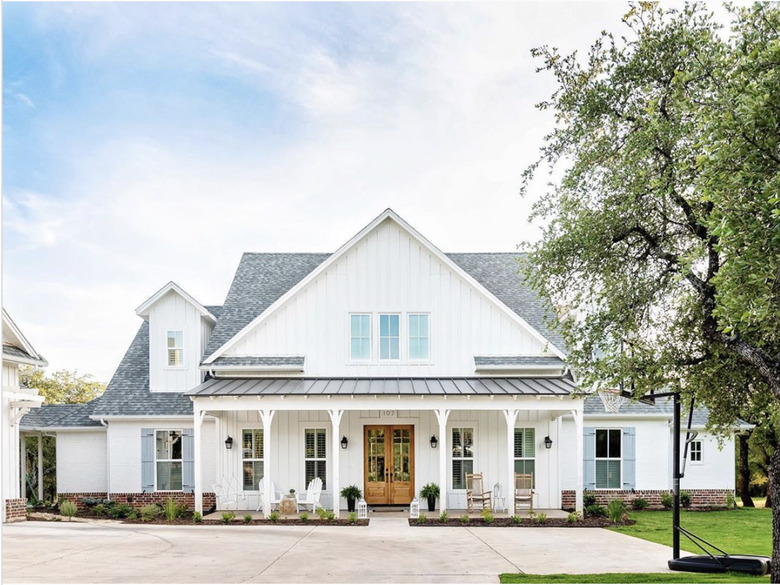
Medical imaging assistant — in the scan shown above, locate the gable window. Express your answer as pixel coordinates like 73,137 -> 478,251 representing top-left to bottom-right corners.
451,427 -> 474,489
514,428 -> 535,484
595,429 -> 621,489
379,314 -> 400,360
689,440 -> 702,463
242,429 -> 264,490
156,430 -> 182,490
350,314 -> 371,360
408,314 -> 429,360
167,331 -> 184,366
304,428 -> 327,489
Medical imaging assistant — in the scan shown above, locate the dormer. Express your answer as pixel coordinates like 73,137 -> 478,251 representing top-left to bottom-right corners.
136,282 -> 217,393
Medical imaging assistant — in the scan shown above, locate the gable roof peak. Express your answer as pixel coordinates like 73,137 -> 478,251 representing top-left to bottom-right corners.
135,281 -> 217,323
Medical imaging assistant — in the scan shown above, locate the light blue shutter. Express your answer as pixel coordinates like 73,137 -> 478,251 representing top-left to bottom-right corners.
141,428 -> 155,493
622,427 -> 636,490
182,429 -> 195,493
583,427 -> 596,490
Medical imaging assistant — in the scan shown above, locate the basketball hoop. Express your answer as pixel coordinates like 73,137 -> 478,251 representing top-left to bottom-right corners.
599,389 -> 629,413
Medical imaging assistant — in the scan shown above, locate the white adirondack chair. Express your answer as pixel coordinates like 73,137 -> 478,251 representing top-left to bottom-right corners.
256,478 -> 283,512
296,477 -> 323,512
212,476 -> 246,511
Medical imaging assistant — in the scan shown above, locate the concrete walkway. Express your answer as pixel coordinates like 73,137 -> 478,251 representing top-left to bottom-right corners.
3,518 -> 674,583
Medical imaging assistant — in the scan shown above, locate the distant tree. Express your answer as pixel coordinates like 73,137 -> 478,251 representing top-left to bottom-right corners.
20,368 -> 105,405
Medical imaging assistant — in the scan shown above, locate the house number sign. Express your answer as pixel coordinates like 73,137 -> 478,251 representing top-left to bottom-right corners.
383,410 -> 397,418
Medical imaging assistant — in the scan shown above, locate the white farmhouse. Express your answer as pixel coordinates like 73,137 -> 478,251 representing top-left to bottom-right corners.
19,210 -> 737,517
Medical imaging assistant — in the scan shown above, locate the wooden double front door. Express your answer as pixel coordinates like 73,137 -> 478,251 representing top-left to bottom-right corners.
364,425 -> 415,505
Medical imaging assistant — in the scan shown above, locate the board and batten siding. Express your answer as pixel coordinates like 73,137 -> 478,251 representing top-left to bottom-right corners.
56,432 -> 107,493
212,408 -> 562,510
148,291 -> 207,392
2,364 -> 21,504
224,219 -> 551,376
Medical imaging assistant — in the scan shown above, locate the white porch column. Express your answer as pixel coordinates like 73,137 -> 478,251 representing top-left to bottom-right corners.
504,409 -> 519,515
434,409 -> 450,512
37,433 -> 44,503
259,410 -> 276,518
329,410 -> 344,518
194,404 -> 205,514
573,408 -> 584,513
19,430 -> 25,499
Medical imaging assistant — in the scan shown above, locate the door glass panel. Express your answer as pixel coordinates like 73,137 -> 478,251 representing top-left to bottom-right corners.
393,428 -> 411,482
367,428 -> 385,482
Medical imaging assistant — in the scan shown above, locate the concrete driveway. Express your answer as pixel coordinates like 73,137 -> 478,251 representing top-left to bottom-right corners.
3,518 -> 674,583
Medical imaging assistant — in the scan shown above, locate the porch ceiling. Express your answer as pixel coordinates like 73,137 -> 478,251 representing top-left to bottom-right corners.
185,376 -> 576,397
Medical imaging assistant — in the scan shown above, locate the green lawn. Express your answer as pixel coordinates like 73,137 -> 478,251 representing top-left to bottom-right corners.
609,508 -> 771,557
500,573 -> 768,584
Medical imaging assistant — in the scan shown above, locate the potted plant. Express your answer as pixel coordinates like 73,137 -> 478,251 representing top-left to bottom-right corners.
340,485 -> 363,513
420,483 -> 440,512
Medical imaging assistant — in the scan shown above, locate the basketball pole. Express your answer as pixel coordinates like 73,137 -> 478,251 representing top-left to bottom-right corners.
673,391 -> 681,560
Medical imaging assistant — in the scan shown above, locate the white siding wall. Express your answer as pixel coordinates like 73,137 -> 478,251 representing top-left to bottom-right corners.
680,432 -> 735,490
225,219 -> 551,376
57,432 -> 107,493
210,409 -> 562,510
3,364 -> 22,517
148,291 -> 205,392
108,419 -> 215,493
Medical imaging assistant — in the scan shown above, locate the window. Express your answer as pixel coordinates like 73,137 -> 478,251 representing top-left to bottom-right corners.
689,440 -> 702,463
350,314 -> 371,360
514,428 -> 535,483
379,314 -> 400,360
156,430 -> 182,490
305,428 -> 327,489
408,314 -> 429,360
242,429 -> 264,490
167,331 -> 183,366
451,427 -> 474,489
595,429 -> 621,489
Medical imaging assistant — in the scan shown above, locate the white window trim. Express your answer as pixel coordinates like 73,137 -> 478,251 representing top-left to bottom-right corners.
514,427 -> 536,482
594,428 -> 622,490
304,427 -> 329,491
450,425 -> 476,491
407,312 -> 431,363
166,330 -> 185,369
378,313 -> 402,362
689,439 -> 703,465
155,428 -> 183,492
348,313 -> 372,362
241,427 -> 265,492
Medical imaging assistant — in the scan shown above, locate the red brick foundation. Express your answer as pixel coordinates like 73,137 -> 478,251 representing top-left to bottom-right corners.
56,492 -> 216,511
561,489 -> 733,510
5,498 -> 27,522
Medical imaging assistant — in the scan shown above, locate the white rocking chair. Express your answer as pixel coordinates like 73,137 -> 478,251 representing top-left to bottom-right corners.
296,477 -> 324,512
256,478 -> 284,513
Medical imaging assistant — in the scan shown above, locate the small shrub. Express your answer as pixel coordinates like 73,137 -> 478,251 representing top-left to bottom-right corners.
325,511 -> 335,521
316,507 -> 329,520
348,512 -> 357,524
269,511 -> 280,523
81,498 -> 100,507
725,492 -> 736,510
176,502 -> 188,517
459,514 -> 470,524
163,498 -> 178,522
127,509 -> 139,520
632,497 -> 649,511
607,499 -> 626,523
661,492 -> 673,509
439,510 -> 448,523
566,511 -> 581,523
536,513 -> 547,524
417,512 -> 427,524
583,493 -> 597,507
108,503 -> 134,519
511,515 -> 521,524
93,504 -> 108,516
481,508 -> 494,525
680,491 -> 692,508
585,504 -> 606,518
243,514 -> 252,524
140,504 -> 162,522
193,512 -> 202,523
59,500 -> 77,521
299,512 -> 309,522
221,511 -> 236,524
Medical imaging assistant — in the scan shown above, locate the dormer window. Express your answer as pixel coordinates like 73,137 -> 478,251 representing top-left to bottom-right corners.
167,331 -> 184,366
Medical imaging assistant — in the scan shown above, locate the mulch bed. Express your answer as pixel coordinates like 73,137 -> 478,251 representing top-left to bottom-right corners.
408,516 -> 634,527
28,512 -> 369,527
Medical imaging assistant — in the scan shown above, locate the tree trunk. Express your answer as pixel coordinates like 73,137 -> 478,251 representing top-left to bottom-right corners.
738,432 -> 755,507
770,446 -> 780,583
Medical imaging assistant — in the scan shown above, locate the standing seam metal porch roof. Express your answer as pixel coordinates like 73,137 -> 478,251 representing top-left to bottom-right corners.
186,377 -> 576,397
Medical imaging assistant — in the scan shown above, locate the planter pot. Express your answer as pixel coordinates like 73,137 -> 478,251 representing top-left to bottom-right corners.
347,498 -> 356,513
427,495 -> 436,512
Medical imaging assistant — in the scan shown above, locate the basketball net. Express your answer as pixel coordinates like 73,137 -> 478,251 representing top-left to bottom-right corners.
598,389 -> 629,413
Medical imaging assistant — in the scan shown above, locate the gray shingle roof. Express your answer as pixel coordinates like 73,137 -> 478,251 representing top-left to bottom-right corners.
2,344 -> 38,362
21,400 -> 103,429
474,356 -> 565,367
211,356 -> 305,367
584,394 -> 711,426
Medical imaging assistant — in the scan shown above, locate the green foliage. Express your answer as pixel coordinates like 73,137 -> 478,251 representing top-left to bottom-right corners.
268,511 -> 280,523
567,512 -> 582,523
661,493 -> 673,509
348,512 -> 357,524
460,514 -> 470,524
583,493 -> 597,507
631,498 -> 648,511
680,491 -> 692,508
585,504 -> 606,518
243,514 -> 252,524
163,498 -> 181,522
221,511 -> 235,524
193,512 -> 202,523
59,500 -> 77,520
299,512 -> 309,522
316,507 -> 330,520
417,512 -> 426,524
607,499 -> 626,523
536,513 -> 547,524
140,504 -> 162,522
325,511 -> 335,521
481,508 -> 494,525
725,492 -> 736,510
511,515 -> 521,524
20,367 -> 105,405
108,503 -> 134,519
419,483 -> 440,499
93,503 -> 108,516
439,510 -> 448,523
340,485 -> 362,500
500,572 -> 770,583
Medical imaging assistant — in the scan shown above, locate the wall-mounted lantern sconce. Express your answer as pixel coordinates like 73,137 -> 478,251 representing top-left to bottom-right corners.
544,436 -> 553,449
341,436 -> 349,450
430,435 -> 438,449
225,436 -> 234,450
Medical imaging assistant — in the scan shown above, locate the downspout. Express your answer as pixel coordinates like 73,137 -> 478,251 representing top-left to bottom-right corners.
100,419 -> 110,501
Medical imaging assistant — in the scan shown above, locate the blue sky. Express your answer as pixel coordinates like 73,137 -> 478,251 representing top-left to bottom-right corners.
4,2 -> 640,380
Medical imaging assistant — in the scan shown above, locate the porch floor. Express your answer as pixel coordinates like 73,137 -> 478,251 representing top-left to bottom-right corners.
203,507 -> 568,520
